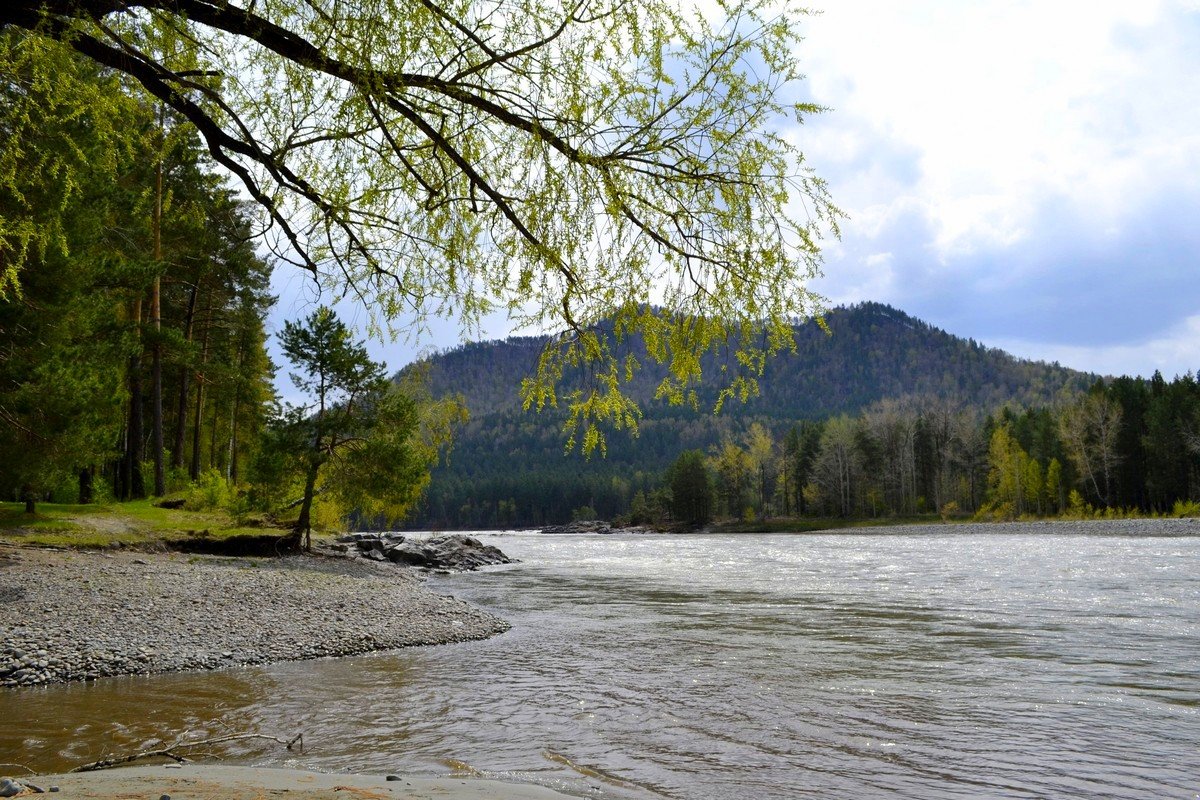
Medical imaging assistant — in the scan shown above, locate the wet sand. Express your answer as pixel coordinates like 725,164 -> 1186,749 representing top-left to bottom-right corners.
19,764 -> 579,799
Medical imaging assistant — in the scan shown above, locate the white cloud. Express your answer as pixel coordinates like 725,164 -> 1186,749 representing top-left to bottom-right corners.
800,0 -> 1198,253
795,0 -> 1200,376
991,313 -> 1200,379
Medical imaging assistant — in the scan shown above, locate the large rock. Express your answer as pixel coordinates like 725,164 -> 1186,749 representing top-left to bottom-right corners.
343,533 -> 516,572
540,520 -> 613,534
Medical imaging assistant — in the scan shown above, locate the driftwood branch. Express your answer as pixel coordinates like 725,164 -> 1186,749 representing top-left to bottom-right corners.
0,763 -> 36,775
69,732 -> 303,773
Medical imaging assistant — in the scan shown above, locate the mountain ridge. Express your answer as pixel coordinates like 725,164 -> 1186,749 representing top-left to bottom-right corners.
399,303 -> 1100,529
417,301 -> 1097,420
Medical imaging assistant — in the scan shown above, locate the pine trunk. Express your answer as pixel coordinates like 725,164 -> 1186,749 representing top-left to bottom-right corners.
151,139 -> 164,496
172,282 -> 199,470
127,353 -> 145,500
189,292 -> 211,481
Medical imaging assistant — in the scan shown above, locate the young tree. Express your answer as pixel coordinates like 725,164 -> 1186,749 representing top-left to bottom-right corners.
279,307 -> 431,549
1058,392 -> 1123,507
744,422 -> 776,519
3,1 -> 840,446
711,439 -> 752,520
986,423 -> 1028,518
783,421 -> 822,516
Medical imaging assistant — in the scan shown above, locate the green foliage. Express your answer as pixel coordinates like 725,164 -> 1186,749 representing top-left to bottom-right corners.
5,0 -> 843,450
274,307 -> 458,541
184,469 -> 234,512
1172,499 -> 1200,518
407,314 -> 1200,527
669,450 -> 713,527
0,35 -> 276,510
1066,490 -> 1092,519
571,506 -> 598,522
985,424 -> 1029,518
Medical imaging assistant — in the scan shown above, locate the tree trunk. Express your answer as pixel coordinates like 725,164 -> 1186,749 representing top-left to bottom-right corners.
208,395 -> 221,472
172,282 -> 199,470
151,129 -> 165,496
78,467 -> 94,504
294,462 -> 320,551
21,484 -> 36,515
151,291 -> 164,495
189,370 -> 205,480
228,394 -> 241,484
189,291 -> 212,481
125,357 -> 145,501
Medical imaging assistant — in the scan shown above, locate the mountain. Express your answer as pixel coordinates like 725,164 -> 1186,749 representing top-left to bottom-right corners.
403,302 -> 1098,529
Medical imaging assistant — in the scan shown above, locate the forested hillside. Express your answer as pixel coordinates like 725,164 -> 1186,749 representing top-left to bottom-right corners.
406,304 -> 1109,529
424,303 -> 1094,418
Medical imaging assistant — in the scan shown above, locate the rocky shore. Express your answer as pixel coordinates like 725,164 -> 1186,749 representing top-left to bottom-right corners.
330,532 -> 517,570
0,545 -> 511,688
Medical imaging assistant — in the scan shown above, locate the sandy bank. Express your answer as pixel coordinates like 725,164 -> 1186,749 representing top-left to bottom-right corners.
16,764 -> 577,799
0,547 -> 509,687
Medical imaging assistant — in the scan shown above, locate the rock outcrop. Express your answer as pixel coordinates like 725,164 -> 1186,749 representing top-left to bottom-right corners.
336,532 -> 517,571
539,520 -> 653,535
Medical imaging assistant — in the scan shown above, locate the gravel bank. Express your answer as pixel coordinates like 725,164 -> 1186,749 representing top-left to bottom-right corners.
0,547 -> 510,688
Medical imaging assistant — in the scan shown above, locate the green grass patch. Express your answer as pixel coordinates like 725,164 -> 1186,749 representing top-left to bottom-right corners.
0,499 -> 291,552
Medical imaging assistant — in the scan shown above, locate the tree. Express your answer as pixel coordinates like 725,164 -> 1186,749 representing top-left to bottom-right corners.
781,420 -> 822,516
1058,391 -> 1122,507
812,415 -> 860,517
0,43 -> 137,511
278,307 -> 430,549
711,439 -> 752,519
3,1 -> 839,447
1,35 -> 280,508
1045,457 -> 1064,515
669,450 -> 711,527
744,422 -> 775,519
985,423 -> 1028,518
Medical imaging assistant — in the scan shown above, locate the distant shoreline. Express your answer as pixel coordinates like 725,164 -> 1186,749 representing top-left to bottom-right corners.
702,517 -> 1200,536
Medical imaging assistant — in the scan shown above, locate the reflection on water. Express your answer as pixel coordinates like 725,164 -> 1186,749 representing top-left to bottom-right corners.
7,531 -> 1200,799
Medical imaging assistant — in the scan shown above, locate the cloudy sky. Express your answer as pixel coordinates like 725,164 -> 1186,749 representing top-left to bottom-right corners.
797,0 -> 1200,378
271,0 -> 1199,386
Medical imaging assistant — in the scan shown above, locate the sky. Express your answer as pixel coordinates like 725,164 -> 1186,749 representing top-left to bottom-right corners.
795,0 -> 1200,378
270,0 -> 1200,392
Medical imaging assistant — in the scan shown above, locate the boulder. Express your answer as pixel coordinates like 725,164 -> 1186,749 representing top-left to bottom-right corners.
346,533 -> 515,571
540,520 -> 613,534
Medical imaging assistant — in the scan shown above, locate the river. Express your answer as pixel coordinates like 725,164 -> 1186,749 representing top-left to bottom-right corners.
10,527 -> 1200,798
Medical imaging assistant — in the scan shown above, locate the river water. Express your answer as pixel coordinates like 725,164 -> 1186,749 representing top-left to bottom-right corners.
9,529 -> 1200,798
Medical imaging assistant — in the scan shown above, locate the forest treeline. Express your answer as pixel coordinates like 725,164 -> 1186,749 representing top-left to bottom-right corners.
408,347 -> 1200,530
0,39 -> 275,508
0,36 -> 446,535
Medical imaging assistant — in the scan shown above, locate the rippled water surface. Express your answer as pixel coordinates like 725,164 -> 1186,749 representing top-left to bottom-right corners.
9,530 -> 1200,798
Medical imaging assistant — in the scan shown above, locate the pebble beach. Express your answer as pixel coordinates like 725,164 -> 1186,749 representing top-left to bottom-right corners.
0,546 -> 510,688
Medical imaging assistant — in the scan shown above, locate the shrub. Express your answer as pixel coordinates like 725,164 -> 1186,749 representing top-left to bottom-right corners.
572,505 -> 598,522
1172,499 -> 1200,518
184,469 -> 232,511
